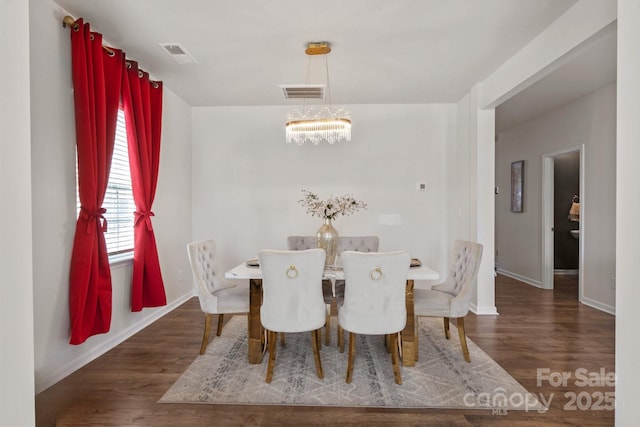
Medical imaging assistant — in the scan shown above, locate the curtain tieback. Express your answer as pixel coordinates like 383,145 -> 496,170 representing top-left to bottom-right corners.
135,210 -> 155,231
79,207 -> 107,233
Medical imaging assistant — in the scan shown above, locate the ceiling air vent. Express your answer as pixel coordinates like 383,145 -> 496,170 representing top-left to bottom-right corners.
159,43 -> 197,64
279,84 -> 326,100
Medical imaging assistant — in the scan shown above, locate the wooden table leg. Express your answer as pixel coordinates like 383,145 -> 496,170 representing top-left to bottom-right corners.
248,278 -> 265,364
401,279 -> 417,367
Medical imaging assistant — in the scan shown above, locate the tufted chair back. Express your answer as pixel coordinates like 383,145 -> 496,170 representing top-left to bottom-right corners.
288,236 -> 379,268
287,236 -> 379,252
431,240 -> 483,317
287,236 -> 318,251
187,239 -> 228,313
337,236 -> 379,254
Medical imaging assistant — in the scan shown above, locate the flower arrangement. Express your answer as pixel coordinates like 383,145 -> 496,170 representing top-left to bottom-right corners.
298,189 -> 367,221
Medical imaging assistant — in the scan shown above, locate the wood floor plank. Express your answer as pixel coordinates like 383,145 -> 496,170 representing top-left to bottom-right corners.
36,274 -> 615,426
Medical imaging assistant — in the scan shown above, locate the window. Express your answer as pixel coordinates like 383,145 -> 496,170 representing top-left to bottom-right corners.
77,109 -> 135,257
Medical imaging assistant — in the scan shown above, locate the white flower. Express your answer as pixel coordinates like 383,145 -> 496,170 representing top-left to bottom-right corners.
298,189 -> 367,220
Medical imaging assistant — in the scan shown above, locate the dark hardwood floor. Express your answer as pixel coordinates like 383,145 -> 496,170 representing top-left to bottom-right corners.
36,274 -> 615,426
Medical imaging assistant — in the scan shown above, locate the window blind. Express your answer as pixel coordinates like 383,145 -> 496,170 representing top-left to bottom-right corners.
77,109 -> 135,255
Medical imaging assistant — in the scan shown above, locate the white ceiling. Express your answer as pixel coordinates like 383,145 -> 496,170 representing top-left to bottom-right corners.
496,28 -> 617,133
53,0 -> 615,131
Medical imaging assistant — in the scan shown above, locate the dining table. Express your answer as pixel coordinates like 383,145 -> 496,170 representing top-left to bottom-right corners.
224,261 -> 439,367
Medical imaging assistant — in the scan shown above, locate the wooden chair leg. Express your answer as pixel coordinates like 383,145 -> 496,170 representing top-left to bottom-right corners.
266,330 -> 277,383
325,305 -> 331,346
338,325 -> 345,353
346,332 -> 356,383
390,333 -> 402,385
199,313 -> 213,355
456,317 -> 471,362
443,317 -> 451,339
316,326 -> 322,349
216,313 -> 224,336
321,279 -> 333,347
311,329 -> 324,379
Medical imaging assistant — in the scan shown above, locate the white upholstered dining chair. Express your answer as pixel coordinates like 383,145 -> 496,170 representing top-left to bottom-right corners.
287,235 -> 380,345
187,239 -> 250,355
337,250 -> 410,384
258,248 -> 327,383
413,240 -> 483,362
286,235 -> 318,251
287,235 -> 380,263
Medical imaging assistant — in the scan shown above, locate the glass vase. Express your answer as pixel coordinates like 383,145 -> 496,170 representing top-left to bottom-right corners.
317,218 -> 338,267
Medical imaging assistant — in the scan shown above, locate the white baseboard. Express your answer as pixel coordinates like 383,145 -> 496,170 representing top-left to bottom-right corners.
36,290 -> 195,394
496,268 -> 542,288
554,269 -> 579,275
581,297 -> 616,315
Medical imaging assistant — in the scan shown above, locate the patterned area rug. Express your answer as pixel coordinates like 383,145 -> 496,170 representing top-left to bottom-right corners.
159,316 -> 545,411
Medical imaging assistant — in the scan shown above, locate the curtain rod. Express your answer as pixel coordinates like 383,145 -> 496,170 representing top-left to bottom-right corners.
62,15 -> 115,56
61,14 -> 161,87
62,15 -> 76,28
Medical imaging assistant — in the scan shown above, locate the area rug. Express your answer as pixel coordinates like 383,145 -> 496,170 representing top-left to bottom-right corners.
159,316 -> 545,411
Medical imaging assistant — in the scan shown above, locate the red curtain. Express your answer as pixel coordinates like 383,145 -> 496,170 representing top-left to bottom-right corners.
68,20 -> 123,344
122,61 -> 167,311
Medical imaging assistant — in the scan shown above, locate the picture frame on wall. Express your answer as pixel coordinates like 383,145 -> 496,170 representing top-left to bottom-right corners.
511,160 -> 524,212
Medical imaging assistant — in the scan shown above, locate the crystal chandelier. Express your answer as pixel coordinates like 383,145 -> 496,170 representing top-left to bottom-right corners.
284,42 -> 351,145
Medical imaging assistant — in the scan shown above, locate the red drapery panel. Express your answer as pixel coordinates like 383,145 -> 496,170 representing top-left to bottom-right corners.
68,19 -> 123,344
122,61 -> 167,311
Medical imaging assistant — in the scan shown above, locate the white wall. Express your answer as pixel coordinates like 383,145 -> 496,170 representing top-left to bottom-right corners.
616,1 -> 640,425
1,0 -> 35,425
30,0 -> 194,393
191,104 -> 457,283
495,83 -> 616,311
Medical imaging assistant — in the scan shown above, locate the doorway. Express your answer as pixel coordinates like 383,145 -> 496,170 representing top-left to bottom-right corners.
541,145 -> 584,301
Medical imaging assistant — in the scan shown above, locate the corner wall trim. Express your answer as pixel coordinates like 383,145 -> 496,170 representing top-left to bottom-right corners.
35,290 -> 196,394
471,303 -> 499,315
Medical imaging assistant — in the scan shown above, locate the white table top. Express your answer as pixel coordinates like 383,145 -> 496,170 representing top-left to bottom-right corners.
224,262 -> 439,281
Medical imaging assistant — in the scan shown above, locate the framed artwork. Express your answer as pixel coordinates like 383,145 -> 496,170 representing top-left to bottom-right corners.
511,160 -> 524,212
